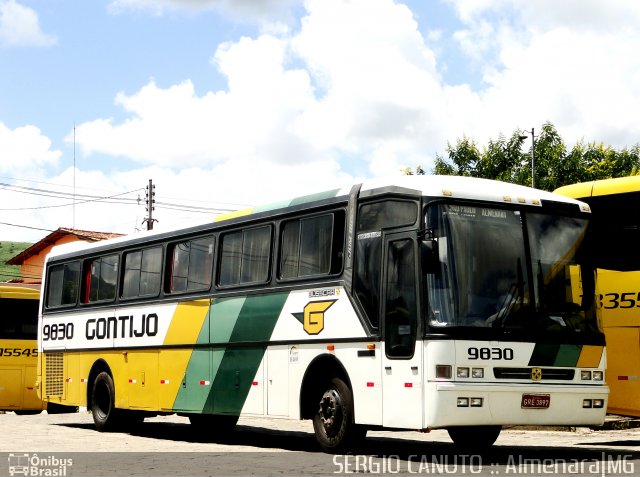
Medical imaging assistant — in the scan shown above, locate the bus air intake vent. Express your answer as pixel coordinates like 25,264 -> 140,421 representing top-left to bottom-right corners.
493,367 -> 575,381
45,352 -> 64,397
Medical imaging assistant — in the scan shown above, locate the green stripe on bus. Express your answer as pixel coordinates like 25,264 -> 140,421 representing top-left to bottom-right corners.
177,292 -> 289,414
528,343 -> 582,367
289,189 -> 341,207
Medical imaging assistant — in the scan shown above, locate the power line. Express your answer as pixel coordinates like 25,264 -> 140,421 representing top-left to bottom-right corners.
0,221 -> 55,232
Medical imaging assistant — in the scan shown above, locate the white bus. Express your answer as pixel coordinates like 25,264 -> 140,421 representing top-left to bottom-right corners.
37,176 -> 607,452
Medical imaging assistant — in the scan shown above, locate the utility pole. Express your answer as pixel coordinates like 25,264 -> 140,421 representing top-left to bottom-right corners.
519,128 -> 536,188
143,179 -> 158,230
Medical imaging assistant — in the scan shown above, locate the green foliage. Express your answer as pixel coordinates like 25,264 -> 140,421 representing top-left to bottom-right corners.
425,121 -> 640,191
0,241 -> 32,282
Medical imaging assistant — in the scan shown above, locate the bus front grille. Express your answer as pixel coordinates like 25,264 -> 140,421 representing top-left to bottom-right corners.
45,353 -> 64,397
493,367 -> 575,381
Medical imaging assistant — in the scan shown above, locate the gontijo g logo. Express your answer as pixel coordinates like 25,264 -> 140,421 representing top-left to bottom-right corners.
293,299 -> 337,335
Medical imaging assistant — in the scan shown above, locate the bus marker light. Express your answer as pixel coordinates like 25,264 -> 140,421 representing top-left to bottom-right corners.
404,383 -> 413,388
457,398 -> 469,407
367,343 -> 376,350
326,345 -> 335,351
472,368 -> 484,378
160,379 -> 170,384
593,399 -> 605,408
81,378 -> 88,383
532,199 -> 541,205
618,375 -> 637,381
252,381 -> 259,386
581,370 -> 592,380
128,379 -> 137,384
583,399 -> 592,408
503,196 -> 512,202
199,380 -> 210,386
65,378 -> 73,383
470,398 -> 483,407
457,367 -> 469,378
443,190 -> 452,196
367,382 -> 374,387
436,365 -> 452,379
518,197 -> 526,203
592,371 -> 604,381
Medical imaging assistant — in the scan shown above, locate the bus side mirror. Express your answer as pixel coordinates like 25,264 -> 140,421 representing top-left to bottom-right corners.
421,239 -> 439,274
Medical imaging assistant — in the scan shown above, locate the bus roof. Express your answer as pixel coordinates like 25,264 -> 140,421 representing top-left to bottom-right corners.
46,175 -> 586,260
0,284 -> 40,299
555,175 -> 640,199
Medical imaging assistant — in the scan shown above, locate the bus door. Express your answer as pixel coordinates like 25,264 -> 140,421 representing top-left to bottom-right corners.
381,232 -> 423,429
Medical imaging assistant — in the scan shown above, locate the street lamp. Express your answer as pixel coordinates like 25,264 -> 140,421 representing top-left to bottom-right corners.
519,128 -> 536,188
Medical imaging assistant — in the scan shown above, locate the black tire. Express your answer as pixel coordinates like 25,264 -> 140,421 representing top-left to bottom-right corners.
312,377 -> 363,453
189,414 -> 239,438
447,425 -> 501,449
91,371 -> 120,432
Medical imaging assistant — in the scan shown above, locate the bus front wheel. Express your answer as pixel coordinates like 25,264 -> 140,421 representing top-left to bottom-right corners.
447,425 -> 501,449
91,371 -> 119,432
312,377 -> 364,453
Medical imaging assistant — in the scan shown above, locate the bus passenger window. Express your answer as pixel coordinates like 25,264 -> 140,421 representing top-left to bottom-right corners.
279,213 -> 343,279
218,226 -> 271,287
46,262 -> 81,308
86,254 -> 118,303
122,247 -> 162,298
167,236 -> 214,293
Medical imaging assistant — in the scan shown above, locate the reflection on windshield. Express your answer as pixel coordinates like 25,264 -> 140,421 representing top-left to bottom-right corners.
425,204 -> 597,334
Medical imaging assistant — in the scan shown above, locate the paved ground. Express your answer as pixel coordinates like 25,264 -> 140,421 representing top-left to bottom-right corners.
1,411 -> 640,476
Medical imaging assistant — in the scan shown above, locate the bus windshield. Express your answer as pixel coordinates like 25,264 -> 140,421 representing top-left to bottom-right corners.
425,203 -> 598,336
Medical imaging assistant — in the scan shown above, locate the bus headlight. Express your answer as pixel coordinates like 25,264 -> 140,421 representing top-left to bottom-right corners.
470,397 -> 483,407
581,370 -> 592,381
592,371 -> 604,381
457,367 -> 469,378
472,368 -> 484,378
593,399 -> 605,408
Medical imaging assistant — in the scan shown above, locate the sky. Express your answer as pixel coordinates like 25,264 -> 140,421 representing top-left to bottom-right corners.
1,0 -> 640,244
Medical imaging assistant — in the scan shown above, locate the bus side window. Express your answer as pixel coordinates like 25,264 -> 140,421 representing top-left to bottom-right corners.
84,254 -> 118,303
167,236 -> 214,293
279,212 -> 344,280
218,225 -> 272,287
121,247 -> 162,298
46,261 -> 81,308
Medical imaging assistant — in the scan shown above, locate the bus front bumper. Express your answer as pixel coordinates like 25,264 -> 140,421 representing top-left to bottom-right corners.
426,382 -> 608,429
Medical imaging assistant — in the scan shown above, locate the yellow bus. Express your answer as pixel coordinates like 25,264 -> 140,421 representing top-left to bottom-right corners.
38,176 -> 607,451
0,284 -> 45,414
556,176 -> 640,417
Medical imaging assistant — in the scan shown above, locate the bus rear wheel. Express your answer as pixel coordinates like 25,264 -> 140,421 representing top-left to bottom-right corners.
312,377 -> 364,453
91,371 -> 120,432
447,425 -> 501,449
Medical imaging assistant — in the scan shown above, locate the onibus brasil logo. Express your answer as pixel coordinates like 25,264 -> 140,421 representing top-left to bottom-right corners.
8,453 -> 73,476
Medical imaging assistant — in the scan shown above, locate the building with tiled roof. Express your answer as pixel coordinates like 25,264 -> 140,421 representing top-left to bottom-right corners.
6,227 -> 124,284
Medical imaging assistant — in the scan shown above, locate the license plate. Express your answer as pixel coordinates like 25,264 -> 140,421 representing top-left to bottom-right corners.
521,393 -> 550,409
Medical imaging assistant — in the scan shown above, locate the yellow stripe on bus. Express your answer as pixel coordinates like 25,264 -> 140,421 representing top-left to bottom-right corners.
163,299 -> 210,346
214,207 -> 254,222
576,345 -> 604,368
157,299 -> 211,410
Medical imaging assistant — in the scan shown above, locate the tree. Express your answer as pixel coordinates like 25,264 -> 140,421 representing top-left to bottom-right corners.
425,122 -> 640,191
